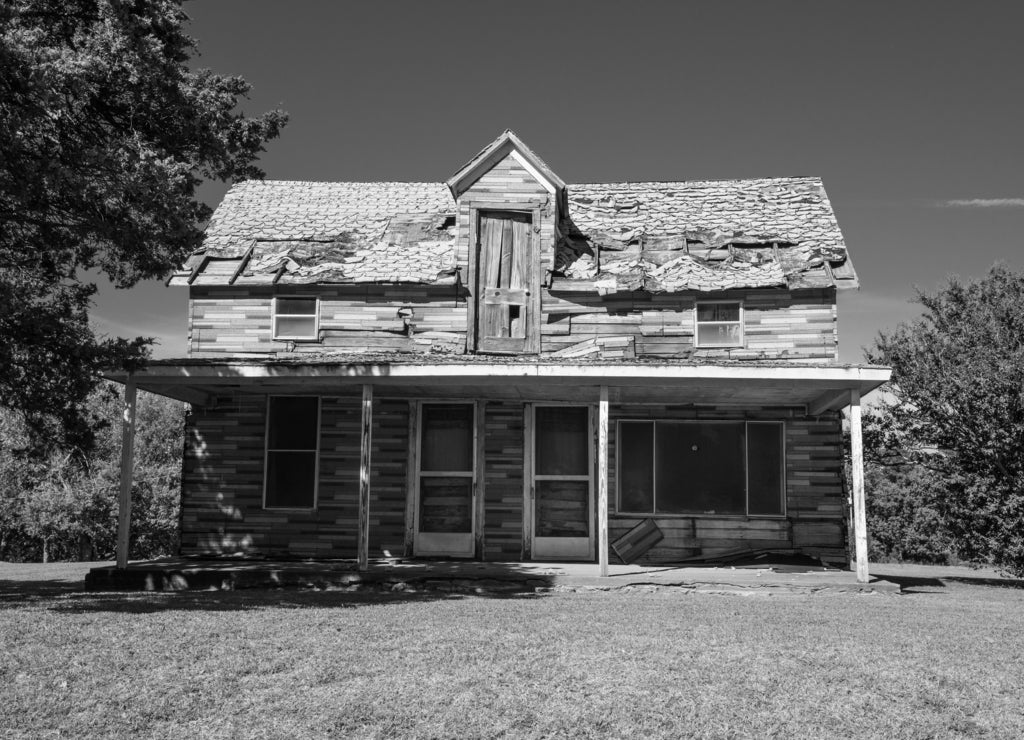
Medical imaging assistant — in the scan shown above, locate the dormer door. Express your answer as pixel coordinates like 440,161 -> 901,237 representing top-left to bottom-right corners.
474,211 -> 534,353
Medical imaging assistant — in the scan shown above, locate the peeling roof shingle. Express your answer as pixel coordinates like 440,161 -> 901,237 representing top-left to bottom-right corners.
169,176 -> 856,291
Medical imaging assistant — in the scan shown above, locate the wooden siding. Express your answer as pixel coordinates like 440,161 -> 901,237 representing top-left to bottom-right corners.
482,402 -> 525,560
543,288 -> 837,362
189,285 -> 837,362
189,285 -> 466,356
180,394 -> 409,559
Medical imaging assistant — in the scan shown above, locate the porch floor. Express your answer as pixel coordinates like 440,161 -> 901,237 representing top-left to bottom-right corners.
85,557 -> 899,594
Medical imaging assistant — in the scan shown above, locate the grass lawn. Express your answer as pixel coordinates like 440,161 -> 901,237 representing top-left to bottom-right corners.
2,563 -> 1023,739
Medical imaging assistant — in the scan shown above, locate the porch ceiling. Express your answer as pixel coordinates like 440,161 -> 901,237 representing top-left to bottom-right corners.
105,359 -> 890,413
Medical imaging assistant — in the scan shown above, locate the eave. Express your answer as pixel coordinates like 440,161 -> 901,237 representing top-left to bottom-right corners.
104,359 -> 890,414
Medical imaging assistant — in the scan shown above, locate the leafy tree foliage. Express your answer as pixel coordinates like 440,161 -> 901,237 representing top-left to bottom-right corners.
0,0 -> 285,449
864,462 -> 954,565
0,383 -> 184,562
867,265 -> 1024,575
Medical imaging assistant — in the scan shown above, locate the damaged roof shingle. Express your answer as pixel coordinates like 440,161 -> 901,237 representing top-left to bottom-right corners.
169,176 -> 857,291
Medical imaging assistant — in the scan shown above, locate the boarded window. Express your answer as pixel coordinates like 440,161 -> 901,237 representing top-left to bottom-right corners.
618,421 -> 784,516
695,302 -> 742,348
264,396 -> 319,509
273,297 -> 318,340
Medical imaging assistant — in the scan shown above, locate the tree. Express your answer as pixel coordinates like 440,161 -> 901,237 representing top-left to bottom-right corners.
867,264 -> 1024,575
0,382 -> 185,562
0,0 -> 286,450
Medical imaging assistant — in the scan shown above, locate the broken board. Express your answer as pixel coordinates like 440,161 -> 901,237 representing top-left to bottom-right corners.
611,518 -> 664,564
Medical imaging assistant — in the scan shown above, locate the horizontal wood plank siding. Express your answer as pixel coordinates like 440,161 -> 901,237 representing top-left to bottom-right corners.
189,285 -> 466,356
483,402 -> 525,561
542,288 -> 837,362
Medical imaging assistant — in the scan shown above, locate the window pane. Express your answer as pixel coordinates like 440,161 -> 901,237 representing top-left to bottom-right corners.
267,397 -> 318,450
276,298 -> 317,315
536,480 -> 589,537
419,477 -> 473,532
265,450 -> 316,508
421,404 -> 473,472
656,423 -> 745,514
274,315 -> 317,338
536,407 -> 589,476
748,423 -> 784,515
697,303 -> 739,322
618,422 -> 654,512
697,323 -> 742,347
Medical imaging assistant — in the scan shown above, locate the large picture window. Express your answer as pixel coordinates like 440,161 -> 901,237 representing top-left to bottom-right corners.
264,396 -> 320,509
617,420 -> 784,516
273,297 -> 318,340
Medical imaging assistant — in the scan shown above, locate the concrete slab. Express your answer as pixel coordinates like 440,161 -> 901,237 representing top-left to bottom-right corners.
85,557 -> 900,594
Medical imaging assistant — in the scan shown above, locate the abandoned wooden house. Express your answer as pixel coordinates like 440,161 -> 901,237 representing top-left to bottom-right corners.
108,130 -> 890,580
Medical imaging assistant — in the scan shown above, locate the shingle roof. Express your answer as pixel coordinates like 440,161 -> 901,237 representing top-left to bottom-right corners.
169,174 -> 856,291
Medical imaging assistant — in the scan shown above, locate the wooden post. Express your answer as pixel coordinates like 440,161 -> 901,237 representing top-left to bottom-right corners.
116,379 -> 137,570
598,386 -> 609,577
358,384 -> 373,571
849,388 -> 869,583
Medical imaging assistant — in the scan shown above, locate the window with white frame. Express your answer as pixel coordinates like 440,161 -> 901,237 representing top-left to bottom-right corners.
264,396 -> 320,509
273,297 -> 318,340
695,301 -> 742,347
617,420 -> 784,516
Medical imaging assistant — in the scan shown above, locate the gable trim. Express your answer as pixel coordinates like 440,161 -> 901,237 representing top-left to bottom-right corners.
447,129 -> 566,201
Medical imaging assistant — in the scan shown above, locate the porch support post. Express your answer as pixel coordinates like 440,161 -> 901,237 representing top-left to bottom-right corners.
116,378 -> 137,570
598,385 -> 609,577
849,388 -> 869,583
358,384 -> 373,572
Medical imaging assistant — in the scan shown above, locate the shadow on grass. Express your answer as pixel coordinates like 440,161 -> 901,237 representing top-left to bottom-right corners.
875,574 -> 947,593
44,588 -> 547,614
879,573 -> 1024,593
1,560 -> 558,613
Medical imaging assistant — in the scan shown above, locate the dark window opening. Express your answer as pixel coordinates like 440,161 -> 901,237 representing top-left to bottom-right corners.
618,420 -> 784,516
264,396 -> 319,509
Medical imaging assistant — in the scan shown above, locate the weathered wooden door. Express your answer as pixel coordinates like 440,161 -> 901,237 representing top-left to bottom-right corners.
413,403 -> 476,557
475,211 -> 533,352
530,405 -> 594,560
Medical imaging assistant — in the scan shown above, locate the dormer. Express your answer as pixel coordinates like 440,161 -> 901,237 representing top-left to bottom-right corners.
447,130 -> 565,354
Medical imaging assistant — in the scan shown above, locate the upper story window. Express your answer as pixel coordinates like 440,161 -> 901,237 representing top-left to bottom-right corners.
273,297 -> 318,340
695,301 -> 742,348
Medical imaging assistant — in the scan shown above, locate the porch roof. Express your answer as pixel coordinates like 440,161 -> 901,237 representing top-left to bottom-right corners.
105,356 -> 890,413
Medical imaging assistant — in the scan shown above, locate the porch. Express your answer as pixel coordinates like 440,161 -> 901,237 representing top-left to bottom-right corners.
105,357 -> 890,582
84,555 -> 900,594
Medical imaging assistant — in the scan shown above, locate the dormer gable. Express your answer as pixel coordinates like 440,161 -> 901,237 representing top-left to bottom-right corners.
446,129 -> 567,214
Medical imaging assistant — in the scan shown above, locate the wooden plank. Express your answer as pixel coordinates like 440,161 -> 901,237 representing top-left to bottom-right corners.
849,388 -> 868,583
116,379 -> 137,569
598,386 -> 609,576
404,400 -> 418,557
475,400 -> 486,559
358,384 -> 373,571
522,403 -> 533,561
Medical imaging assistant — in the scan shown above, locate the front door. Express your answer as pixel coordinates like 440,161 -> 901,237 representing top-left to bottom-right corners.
475,211 -> 533,353
530,405 -> 594,560
414,403 -> 476,557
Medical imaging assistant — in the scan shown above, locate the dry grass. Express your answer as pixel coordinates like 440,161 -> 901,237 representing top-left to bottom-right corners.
1,562 -> 1023,739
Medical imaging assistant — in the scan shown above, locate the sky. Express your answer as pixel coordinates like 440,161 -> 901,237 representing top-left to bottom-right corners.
90,0 -> 1024,364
